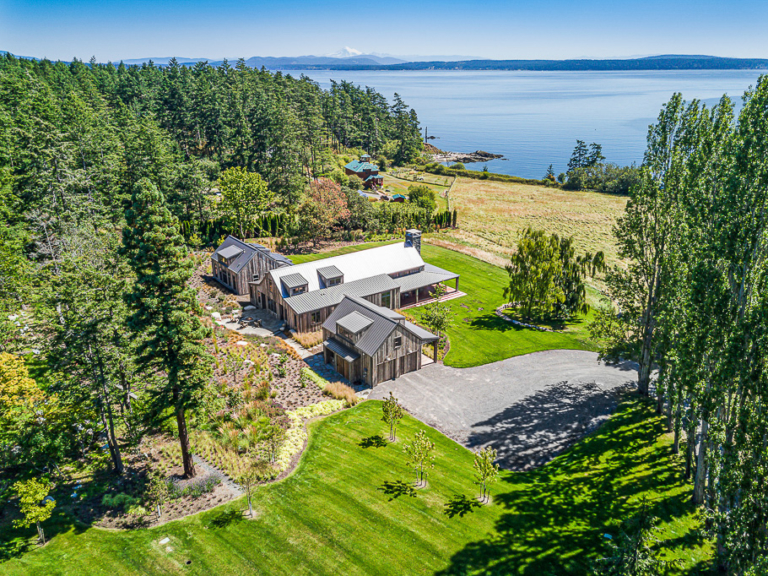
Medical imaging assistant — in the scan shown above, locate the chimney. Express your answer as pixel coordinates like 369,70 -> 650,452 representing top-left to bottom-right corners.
405,229 -> 422,254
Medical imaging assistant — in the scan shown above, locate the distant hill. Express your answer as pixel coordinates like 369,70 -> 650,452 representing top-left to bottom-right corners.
3,51 -> 767,71
309,55 -> 768,71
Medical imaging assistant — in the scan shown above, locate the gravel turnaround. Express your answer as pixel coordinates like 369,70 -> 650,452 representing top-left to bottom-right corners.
368,350 -> 637,471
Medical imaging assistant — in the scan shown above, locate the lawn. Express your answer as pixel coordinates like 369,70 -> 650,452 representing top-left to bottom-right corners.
294,242 -> 596,368
0,399 -> 713,575
434,178 -> 627,268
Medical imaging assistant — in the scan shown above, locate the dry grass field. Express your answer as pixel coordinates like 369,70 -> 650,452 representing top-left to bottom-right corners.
434,177 -> 628,267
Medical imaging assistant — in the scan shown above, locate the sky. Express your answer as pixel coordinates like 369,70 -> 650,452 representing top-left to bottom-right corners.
2,0 -> 767,62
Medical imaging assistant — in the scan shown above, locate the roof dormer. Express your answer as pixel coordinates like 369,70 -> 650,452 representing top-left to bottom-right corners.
281,272 -> 309,296
317,265 -> 344,288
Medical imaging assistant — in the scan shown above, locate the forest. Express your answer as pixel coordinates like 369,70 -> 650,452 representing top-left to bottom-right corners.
0,53 -> 429,534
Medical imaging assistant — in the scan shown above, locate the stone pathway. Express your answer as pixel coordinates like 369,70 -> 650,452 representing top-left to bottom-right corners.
192,454 -> 243,496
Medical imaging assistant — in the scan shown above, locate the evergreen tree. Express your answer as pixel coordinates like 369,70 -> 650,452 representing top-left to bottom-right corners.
121,178 -> 212,478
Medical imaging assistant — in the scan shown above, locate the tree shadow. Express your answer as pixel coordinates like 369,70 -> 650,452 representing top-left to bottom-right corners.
444,494 -> 481,519
378,480 -> 417,501
467,380 -> 635,471
205,508 -> 244,529
433,398 -> 712,575
0,509 -> 88,565
359,435 -> 388,448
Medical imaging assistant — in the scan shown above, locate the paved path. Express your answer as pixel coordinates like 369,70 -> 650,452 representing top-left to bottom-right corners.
369,350 -> 637,471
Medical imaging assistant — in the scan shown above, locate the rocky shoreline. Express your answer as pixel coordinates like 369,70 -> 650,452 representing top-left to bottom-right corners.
429,149 -> 504,164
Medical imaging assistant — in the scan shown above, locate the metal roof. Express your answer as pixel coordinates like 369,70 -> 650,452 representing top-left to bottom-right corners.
323,296 -> 399,357
218,245 -> 244,260
281,272 -> 309,289
317,265 -> 343,280
393,265 -> 459,293
211,235 -> 292,274
365,174 -> 383,182
403,320 -> 438,342
323,338 -> 360,362
284,274 -> 399,315
345,160 -> 379,173
270,242 -> 424,297
336,311 -> 373,334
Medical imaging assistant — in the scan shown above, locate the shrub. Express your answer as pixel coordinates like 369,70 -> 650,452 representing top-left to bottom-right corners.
294,330 -> 323,349
102,493 -> 140,510
323,381 -> 360,407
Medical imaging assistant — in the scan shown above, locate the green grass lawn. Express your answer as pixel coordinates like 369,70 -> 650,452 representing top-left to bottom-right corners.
294,242 -> 595,368
0,399 -> 713,575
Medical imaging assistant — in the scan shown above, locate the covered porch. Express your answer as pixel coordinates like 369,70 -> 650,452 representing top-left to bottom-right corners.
395,264 -> 463,309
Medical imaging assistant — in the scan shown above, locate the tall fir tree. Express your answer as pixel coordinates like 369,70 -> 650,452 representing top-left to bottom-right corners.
121,178 -> 211,477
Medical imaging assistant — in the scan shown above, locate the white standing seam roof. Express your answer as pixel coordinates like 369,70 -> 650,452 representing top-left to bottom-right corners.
270,242 -> 425,298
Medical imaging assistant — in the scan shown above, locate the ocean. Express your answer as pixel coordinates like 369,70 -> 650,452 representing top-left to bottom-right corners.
289,69 -> 765,179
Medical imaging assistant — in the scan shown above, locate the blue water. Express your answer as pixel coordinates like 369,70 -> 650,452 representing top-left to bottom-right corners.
290,70 -> 765,179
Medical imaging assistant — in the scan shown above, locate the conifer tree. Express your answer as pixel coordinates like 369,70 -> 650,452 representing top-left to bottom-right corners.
121,178 -> 212,478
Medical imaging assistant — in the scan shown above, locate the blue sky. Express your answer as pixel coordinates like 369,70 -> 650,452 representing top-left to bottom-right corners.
2,0 -> 767,62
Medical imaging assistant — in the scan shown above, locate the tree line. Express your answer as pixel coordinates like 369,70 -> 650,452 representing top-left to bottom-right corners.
591,77 -> 768,574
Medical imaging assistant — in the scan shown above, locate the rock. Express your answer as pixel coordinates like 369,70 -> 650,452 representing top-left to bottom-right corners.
236,341 -> 249,347
211,312 -> 222,321
159,537 -> 170,544
205,306 -> 213,311
244,305 -> 256,311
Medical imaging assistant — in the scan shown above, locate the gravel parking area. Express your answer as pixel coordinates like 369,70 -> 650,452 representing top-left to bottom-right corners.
368,350 -> 637,470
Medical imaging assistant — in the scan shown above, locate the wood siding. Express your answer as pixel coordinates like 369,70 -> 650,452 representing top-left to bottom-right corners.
212,250 -> 287,296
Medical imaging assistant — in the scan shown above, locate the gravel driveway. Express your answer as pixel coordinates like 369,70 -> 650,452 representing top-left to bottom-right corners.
368,350 -> 637,471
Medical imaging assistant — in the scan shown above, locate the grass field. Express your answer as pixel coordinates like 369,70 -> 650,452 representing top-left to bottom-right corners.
436,178 -> 627,267
293,243 -> 595,367
0,399 -> 713,575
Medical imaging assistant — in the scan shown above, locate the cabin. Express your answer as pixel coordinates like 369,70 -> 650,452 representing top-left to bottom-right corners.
345,154 -> 384,189
322,295 -> 438,386
390,194 -> 406,203
210,236 -> 293,296
249,229 -> 460,333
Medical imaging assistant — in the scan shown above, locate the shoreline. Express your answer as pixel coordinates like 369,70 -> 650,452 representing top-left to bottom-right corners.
428,149 -> 504,164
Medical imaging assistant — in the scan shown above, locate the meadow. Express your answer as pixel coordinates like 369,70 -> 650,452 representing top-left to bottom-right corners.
434,177 -> 628,268
0,399 -> 713,575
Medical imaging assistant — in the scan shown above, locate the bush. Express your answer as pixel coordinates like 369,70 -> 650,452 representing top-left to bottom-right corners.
294,330 -> 323,349
166,473 -> 222,500
102,493 -> 140,510
450,162 -> 465,170
323,381 -> 360,407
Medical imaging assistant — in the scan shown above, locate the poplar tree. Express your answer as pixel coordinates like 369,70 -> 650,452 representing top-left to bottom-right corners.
121,178 -> 212,478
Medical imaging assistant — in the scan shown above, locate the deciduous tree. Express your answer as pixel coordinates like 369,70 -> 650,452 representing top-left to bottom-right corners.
381,392 -> 403,442
403,430 -> 435,487
13,478 -> 55,545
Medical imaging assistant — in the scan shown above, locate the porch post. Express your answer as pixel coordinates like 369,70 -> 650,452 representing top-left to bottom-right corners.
434,341 -> 438,362
455,277 -> 459,292
415,289 -> 419,305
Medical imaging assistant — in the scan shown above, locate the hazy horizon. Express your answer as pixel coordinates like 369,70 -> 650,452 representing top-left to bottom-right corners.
2,0 -> 766,63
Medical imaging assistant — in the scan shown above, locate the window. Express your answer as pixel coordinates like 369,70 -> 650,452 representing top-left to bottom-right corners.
252,273 -> 260,282
311,311 -> 321,324
328,278 -> 341,287
381,291 -> 391,309
394,336 -> 402,349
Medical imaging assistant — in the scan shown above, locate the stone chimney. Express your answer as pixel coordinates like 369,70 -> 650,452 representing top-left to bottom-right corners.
405,229 -> 422,254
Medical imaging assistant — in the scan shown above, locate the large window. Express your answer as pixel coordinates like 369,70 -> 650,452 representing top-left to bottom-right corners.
394,336 -> 402,349
381,291 -> 391,309
311,311 -> 321,324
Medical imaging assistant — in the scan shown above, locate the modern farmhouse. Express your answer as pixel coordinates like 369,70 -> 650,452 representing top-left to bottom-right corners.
210,236 -> 293,295
247,230 -> 460,332
322,295 -> 438,385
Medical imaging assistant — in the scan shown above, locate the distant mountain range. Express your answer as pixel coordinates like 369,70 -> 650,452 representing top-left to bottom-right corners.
3,50 -> 767,71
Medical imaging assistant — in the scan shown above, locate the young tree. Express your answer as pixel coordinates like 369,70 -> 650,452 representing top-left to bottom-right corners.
217,167 -> 275,238
146,472 -> 170,519
505,228 -> 564,319
545,164 -> 555,180
421,283 -> 452,341
403,430 -> 435,487
473,446 -> 499,504
13,478 -> 55,545
236,458 -> 269,517
381,391 -> 404,441
121,178 -> 213,478
261,424 -> 285,463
